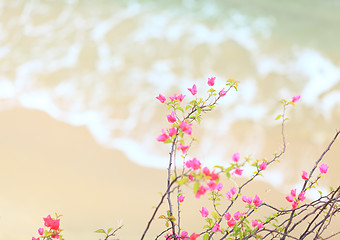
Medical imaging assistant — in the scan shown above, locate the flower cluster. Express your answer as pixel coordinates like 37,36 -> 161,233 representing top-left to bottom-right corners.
32,214 -> 63,240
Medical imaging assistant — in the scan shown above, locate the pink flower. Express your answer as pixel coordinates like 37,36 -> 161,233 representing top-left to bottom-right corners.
32,238 -> 40,240
188,84 -> 198,95
260,161 -> 267,171
301,171 -> 309,180
257,222 -> 263,229
38,228 -> 44,235
208,77 -> 216,86
189,233 -> 200,240
253,195 -> 263,207
202,167 -> 210,176
185,158 -> 201,170
200,207 -> 209,217
216,183 -> 223,191
156,94 -> 166,103
207,180 -> 217,191
232,152 -> 240,162
226,191 -> 232,199
209,171 -> 219,181
168,127 -> 177,137
252,220 -> 258,227
285,195 -> 294,202
291,189 -> 297,197
212,223 -> 221,232
177,94 -> 185,102
43,215 -> 60,230
157,129 -> 169,142
188,174 -> 194,181
234,211 -> 242,221
242,196 -> 252,204
195,186 -> 208,199
298,191 -> 306,201
178,195 -> 185,203
180,231 -> 188,238
177,142 -> 189,154
292,201 -> 298,210
233,168 -> 243,176
227,218 -> 236,228
224,212 -> 231,221
319,164 -> 329,174
180,121 -> 193,135
219,88 -> 227,97
167,111 -> 177,123
292,95 -> 301,103
230,187 -> 237,195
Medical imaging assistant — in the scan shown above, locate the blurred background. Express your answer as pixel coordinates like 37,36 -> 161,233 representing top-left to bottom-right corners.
0,0 -> 339,239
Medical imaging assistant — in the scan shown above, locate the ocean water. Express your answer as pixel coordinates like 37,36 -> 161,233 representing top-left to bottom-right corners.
0,0 -> 339,194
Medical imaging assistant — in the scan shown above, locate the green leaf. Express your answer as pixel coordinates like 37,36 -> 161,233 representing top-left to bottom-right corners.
95,229 -> 106,234
197,106 -> 202,115
211,211 -> 220,221
107,228 -> 113,234
178,107 -> 184,113
275,114 -> 282,120
193,182 -> 200,194
203,234 -> 209,240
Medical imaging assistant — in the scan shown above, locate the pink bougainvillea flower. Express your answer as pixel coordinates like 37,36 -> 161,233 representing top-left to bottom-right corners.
226,191 -> 232,199
230,187 -> 237,195
185,158 -> 201,170
202,167 -> 210,176
216,182 -> 223,191
43,215 -> 60,230
292,95 -> 301,103
219,88 -> 227,97
177,142 -> 189,154
233,168 -> 243,176
189,233 -> 200,240
156,94 -> 166,103
298,191 -> 306,201
285,195 -> 294,202
177,94 -> 186,102
195,186 -> 208,199
252,220 -> 258,227
167,111 -> 177,123
260,161 -> 267,171
301,171 -> 309,180
168,127 -> 177,137
227,218 -> 236,228
188,174 -> 194,181
180,231 -> 188,238
188,84 -> 198,95
32,237 -> 40,240
38,228 -> 44,235
200,207 -> 209,217
234,211 -> 242,221
208,76 -> 216,86
169,94 -> 178,102
180,121 -> 193,135
253,195 -> 263,207
257,222 -> 263,229
207,180 -> 217,191
242,196 -> 252,204
291,189 -> 297,197
209,170 -> 219,181
232,152 -> 240,162
178,195 -> 185,203
212,223 -> 221,232
292,201 -> 298,210
224,212 -> 231,221
157,129 -> 169,142
319,164 -> 329,174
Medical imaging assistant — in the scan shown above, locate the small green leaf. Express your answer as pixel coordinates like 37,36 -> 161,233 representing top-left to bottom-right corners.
95,229 -> 106,234
275,114 -> 282,120
203,234 -> 209,240
107,228 -> 113,234
193,182 -> 200,194
197,106 -> 202,115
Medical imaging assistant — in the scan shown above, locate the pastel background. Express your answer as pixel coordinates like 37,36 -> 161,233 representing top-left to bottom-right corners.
0,0 -> 339,239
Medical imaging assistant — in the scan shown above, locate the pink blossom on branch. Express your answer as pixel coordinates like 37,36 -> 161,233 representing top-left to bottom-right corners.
285,195 -> 294,202
298,191 -> 306,201
260,161 -> 267,170
169,93 -> 186,102
291,189 -> 297,197
230,187 -> 237,195
242,196 -> 252,204
216,182 -> 223,191
195,186 -> 208,199
180,121 -> 193,135
219,88 -> 227,97
185,158 -> 201,170
177,142 -> 189,154
157,129 -> 169,142
188,84 -> 198,95
178,195 -> 185,203
167,111 -> 177,123
38,228 -> 44,235
189,233 -> 200,240
233,168 -> 243,176
212,223 -> 221,232
43,215 -> 60,231
252,220 -> 258,227
227,218 -> 236,228
200,207 -> 209,217
232,152 -> 240,162
292,95 -> 301,103
253,195 -> 263,207
319,164 -> 329,174
168,127 -> 177,137
156,94 -> 166,103
224,212 -> 231,221
208,76 -> 216,86
302,171 -> 309,180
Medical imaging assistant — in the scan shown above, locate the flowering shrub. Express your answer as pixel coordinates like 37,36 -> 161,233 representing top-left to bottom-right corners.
33,78 -> 340,240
